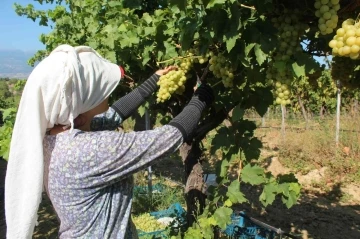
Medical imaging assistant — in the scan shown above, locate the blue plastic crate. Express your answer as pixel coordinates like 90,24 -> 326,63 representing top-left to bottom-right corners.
224,212 -> 276,239
133,183 -> 165,195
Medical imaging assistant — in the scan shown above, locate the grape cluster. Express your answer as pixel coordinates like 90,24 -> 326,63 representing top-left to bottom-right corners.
268,10 -> 307,105
314,0 -> 340,35
156,54 -> 193,103
329,18 -> 360,60
132,213 -> 166,232
156,70 -> 187,103
209,52 -> 234,88
266,67 -> 292,105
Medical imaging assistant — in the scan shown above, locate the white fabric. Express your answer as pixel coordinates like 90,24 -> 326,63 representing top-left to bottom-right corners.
5,44 -> 122,239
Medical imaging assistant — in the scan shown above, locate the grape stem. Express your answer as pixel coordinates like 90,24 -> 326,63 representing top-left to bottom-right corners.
156,55 -> 203,65
238,3 -> 255,10
237,151 -> 243,182
211,80 -> 223,88
124,74 -> 135,83
199,64 -> 210,82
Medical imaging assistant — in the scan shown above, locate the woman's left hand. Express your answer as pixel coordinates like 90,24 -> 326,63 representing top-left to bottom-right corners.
155,66 -> 178,76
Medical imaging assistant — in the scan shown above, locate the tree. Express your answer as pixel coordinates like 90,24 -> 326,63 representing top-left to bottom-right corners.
12,0 -> 360,237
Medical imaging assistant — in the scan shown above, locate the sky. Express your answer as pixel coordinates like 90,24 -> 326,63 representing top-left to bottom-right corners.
0,0 -> 56,51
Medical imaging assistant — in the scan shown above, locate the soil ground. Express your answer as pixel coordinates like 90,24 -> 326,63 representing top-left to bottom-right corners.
0,130 -> 359,239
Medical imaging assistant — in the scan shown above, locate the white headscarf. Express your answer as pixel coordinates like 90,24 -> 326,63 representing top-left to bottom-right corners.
5,44 -> 122,238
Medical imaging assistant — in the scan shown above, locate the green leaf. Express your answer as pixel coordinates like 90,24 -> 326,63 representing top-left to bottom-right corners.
292,61 -> 306,78
226,35 -> 238,53
282,190 -> 299,209
104,51 -> 116,63
164,41 -> 178,58
210,127 -> 232,154
245,43 -> 256,56
2,108 -> 17,121
260,182 -> 278,207
242,137 -> 262,161
254,44 -> 267,66
207,0 -> 226,8
226,180 -> 247,204
241,164 -> 266,185
118,24 -> 127,32
219,159 -> 230,178
213,206 -> 232,230
169,0 -> 187,11
232,105 -> 244,122
142,13 -> 152,24
138,105 -> 146,117
184,227 -> 203,239
144,26 -> 156,36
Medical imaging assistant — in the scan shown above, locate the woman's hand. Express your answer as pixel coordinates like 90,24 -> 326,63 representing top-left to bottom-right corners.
155,66 -> 178,76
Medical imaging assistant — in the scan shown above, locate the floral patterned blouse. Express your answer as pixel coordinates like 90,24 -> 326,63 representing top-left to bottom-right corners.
43,108 -> 183,238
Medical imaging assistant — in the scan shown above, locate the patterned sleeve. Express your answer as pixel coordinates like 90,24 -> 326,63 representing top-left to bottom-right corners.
90,107 -> 123,131
92,125 -> 183,186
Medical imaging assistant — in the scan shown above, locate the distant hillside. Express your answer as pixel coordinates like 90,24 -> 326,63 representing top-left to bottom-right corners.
0,50 -> 36,79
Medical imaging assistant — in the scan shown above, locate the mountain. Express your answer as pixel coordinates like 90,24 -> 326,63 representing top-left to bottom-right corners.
0,50 -> 36,79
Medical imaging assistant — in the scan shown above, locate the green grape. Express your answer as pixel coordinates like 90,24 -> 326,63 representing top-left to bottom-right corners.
268,9 -> 308,105
314,0 -> 339,35
329,18 -> 360,60
156,69 -> 187,103
208,52 -> 235,88
132,213 -> 166,233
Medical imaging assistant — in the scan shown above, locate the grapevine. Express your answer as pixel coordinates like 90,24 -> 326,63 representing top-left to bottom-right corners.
314,0 -> 340,35
329,18 -> 360,59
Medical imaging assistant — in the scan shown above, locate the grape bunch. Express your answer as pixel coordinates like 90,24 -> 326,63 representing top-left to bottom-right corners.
268,9 -> 307,105
132,213 -> 166,233
156,54 -> 193,103
329,18 -> 360,60
156,70 -> 187,103
314,0 -> 340,35
266,67 -> 292,105
208,52 -> 234,88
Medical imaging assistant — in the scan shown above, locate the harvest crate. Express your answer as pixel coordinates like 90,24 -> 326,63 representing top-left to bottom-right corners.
133,183 -> 165,195
224,212 -> 277,239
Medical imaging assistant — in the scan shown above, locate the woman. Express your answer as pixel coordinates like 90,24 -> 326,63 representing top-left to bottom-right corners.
5,45 -> 213,238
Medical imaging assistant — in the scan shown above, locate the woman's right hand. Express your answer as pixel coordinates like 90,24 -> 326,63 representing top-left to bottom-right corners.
193,84 -> 214,106
155,66 -> 178,76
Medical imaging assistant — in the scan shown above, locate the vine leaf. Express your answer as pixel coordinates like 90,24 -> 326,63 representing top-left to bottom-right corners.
226,180 -> 247,204
254,44 -> 267,66
213,206 -> 233,230
232,105 -> 245,122
169,0 -> 187,11
241,164 -> 266,185
292,61 -> 306,78
259,182 -> 278,207
206,0 -> 226,8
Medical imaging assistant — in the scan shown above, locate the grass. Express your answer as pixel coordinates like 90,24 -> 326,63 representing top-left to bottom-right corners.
132,172 -> 186,215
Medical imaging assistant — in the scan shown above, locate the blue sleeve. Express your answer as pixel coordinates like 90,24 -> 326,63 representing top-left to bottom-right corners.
90,107 -> 123,131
